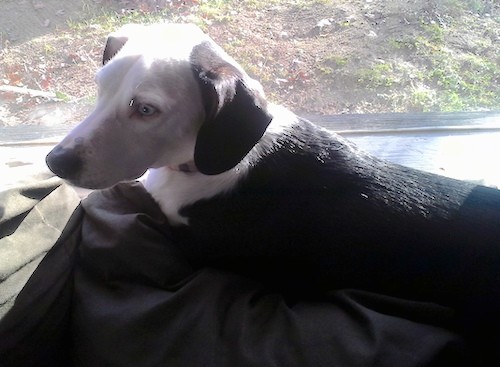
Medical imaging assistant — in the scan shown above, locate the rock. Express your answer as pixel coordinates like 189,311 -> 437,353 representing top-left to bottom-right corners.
316,18 -> 332,28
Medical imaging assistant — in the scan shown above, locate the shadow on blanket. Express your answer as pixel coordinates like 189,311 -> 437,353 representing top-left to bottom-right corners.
0,178 -> 498,366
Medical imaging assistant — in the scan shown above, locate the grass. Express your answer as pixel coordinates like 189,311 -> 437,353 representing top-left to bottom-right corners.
4,0 -> 496,114
368,11 -> 499,112
442,0 -> 496,15
378,59 -> 496,111
55,91 -> 72,102
243,0 -> 331,9
353,35 -> 499,112
358,63 -> 395,89
66,0 -> 338,31
418,42 -> 499,111
68,10 -> 170,32
317,54 -> 349,75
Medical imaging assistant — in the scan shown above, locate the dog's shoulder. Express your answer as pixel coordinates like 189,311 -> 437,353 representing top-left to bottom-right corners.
242,105 -> 369,189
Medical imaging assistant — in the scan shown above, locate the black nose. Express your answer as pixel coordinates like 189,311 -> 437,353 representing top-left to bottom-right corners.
46,147 -> 83,179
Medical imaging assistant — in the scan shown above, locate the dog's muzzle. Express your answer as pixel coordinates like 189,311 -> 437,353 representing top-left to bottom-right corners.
46,147 -> 83,180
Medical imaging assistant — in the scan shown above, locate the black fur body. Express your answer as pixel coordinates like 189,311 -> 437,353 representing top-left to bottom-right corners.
175,118 -> 500,318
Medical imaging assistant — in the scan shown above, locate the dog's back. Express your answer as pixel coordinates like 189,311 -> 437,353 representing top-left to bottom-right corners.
175,117 -> 500,313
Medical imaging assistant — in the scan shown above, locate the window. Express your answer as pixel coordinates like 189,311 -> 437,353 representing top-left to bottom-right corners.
1,0 -> 499,190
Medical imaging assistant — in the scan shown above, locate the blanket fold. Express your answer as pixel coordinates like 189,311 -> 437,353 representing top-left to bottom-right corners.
0,180 -> 492,366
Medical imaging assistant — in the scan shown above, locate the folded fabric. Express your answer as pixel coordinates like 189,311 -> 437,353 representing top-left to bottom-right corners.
0,178 -> 81,365
0,180 -> 489,366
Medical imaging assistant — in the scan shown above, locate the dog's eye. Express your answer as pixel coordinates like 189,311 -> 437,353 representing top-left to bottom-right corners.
137,103 -> 157,117
129,99 -> 159,118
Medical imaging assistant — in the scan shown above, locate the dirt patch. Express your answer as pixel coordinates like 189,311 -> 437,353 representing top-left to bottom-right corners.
0,0 -> 498,126
212,0 -> 499,114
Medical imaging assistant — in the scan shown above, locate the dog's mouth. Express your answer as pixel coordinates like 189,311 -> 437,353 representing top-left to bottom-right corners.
56,170 -> 148,190
46,147 -> 148,190
167,161 -> 198,173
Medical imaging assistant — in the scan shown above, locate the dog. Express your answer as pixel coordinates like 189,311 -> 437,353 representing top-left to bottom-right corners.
46,23 -> 500,319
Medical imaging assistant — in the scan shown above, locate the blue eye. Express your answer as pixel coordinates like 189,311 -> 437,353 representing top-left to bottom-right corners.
129,99 -> 159,118
138,103 -> 157,116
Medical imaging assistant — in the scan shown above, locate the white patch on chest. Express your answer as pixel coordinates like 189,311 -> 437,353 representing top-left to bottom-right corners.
142,104 -> 298,226
143,166 -> 247,225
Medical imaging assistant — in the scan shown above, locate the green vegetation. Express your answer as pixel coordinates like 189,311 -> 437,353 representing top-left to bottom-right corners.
358,11 -> 499,112
55,91 -> 72,102
318,55 -> 349,76
243,0 -> 331,9
67,0 -> 241,32
358,63 -> 395,88
1,0 -> 497,114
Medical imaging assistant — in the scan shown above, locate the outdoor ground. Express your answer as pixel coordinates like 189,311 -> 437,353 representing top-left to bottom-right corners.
0,0 -> 498,127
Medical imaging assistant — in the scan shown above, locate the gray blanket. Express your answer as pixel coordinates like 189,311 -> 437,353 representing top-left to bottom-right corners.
0,179 -> 494,366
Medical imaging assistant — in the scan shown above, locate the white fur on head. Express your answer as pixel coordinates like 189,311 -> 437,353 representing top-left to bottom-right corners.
46,23 -> 209,189
46,22 -> 280,225
103,23 -> 210,65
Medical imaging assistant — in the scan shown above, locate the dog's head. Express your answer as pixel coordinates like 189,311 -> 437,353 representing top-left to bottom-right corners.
46,23 -> 272,188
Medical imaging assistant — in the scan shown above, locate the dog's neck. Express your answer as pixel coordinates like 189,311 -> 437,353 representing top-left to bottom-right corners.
144,105 -> 297,226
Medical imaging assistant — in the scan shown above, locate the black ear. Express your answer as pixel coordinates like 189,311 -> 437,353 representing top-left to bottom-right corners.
191,42 -> 273,175
102,35 -> 128,65
102,24 -> 146,65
